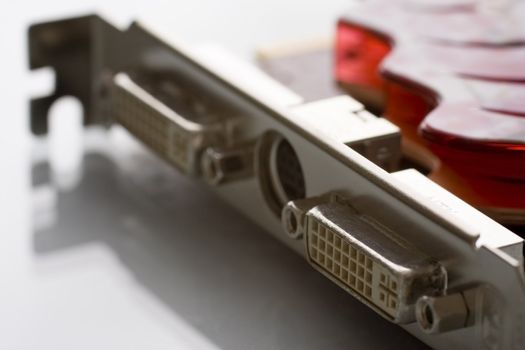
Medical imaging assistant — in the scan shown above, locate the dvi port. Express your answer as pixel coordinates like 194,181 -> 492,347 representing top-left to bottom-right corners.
111,73 -> 237,175
282,196 -> 447,324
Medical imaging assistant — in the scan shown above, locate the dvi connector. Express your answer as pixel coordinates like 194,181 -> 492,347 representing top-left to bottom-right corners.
282,194 -> 447,324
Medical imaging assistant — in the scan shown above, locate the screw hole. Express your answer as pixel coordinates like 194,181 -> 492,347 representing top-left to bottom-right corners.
424,304 -> 434,328
286,209 -> 298,236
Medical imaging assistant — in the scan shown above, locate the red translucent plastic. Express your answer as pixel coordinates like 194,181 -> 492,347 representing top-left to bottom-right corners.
335,19 -> 525,217
335,22 -> 434,141
423,44 -> 525,83
421,101 -> 525,180
384,77 -> 436,145
335,21 -> 390,91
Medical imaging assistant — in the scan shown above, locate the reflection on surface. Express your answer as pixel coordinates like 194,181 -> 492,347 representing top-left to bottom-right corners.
31,129 -> 427,349
48,96 -> 84,191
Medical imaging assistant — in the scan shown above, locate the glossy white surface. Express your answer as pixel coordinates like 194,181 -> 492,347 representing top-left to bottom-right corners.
1,1 -> 426,349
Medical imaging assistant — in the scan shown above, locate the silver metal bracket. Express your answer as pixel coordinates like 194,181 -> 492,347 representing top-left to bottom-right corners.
29,14 -> 525,350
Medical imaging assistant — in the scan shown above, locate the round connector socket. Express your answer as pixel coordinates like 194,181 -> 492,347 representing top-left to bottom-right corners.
256,131 -> 306,216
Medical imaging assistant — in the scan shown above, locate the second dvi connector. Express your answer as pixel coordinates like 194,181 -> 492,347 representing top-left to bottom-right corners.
282,193 -> 447,324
